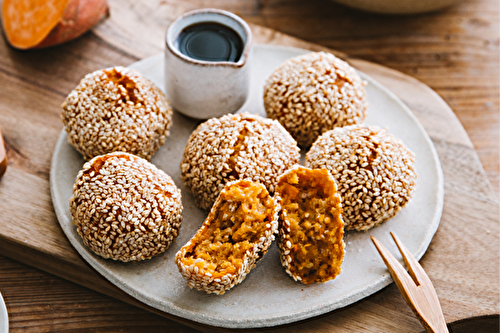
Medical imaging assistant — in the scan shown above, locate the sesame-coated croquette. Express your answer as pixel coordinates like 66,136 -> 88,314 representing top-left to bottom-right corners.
180,113 -> 300,211
62,66 -> 173,160
264,52 -> 367,148
70,152 -> 183,262
306,125 -> 416,231
175,179 -> 279,295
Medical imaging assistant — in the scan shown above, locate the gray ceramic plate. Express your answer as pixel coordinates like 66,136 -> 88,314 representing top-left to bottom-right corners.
0,292 -> 8,333
50,44 -> 444,329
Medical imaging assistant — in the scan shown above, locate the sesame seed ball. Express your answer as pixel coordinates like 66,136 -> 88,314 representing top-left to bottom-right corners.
275,166 -> 345,284
61,66 -> 173,161
70,152 -> 183,262
263,52 -> 368,148
180,113 -> 300,211
175,179 -> 279,295
305,125 -> 416,231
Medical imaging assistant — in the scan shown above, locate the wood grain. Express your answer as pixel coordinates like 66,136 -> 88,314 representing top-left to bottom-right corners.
0,0 -> 498,332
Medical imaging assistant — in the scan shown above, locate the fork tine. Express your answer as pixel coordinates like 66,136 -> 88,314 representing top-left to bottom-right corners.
372,234 -> 449,333
370,236 -> 415,290
390,232 -> 431,287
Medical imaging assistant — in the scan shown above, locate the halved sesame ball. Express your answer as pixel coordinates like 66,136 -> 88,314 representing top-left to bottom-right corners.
62,66 -> 173,161
263,52 -> 368,148
70,152 -> 183,262
305,125 -> 416,231
180,113 -> 300,211
175,179 -> 279,295
275,166 -> 345,284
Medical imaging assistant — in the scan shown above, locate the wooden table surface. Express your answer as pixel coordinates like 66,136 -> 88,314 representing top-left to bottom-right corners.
0,0 -> 498,332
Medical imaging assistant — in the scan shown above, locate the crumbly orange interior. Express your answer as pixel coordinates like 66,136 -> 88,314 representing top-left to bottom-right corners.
104,68 -> 139,104
182,181 -> 274,277
278,168 -> 344,284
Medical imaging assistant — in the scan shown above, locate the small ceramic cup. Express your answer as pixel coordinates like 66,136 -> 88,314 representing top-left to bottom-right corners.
165,9 -> 252,119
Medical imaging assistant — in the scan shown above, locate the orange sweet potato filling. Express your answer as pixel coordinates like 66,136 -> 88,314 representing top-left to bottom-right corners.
104,68 -> 139,104
182,181 -> 275,277
278,168 -> 344,284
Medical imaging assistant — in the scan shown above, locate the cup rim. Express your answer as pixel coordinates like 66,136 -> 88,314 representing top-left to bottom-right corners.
165,8 -> 252,68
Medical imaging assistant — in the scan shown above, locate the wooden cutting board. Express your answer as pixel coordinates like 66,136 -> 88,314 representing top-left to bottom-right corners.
0,1 -> 497,332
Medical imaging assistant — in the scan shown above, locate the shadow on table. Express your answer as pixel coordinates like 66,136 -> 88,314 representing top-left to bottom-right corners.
418,315 -> 499,333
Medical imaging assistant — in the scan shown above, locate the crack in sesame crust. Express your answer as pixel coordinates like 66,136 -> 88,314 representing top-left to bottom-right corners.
70,152 -> 183,262
263,52 -> 368,148
175,179 -> 279,295
275,166 -> 345,284
180,113 -> 300,211
61,66 -> 173,161
305,125 -> 417,231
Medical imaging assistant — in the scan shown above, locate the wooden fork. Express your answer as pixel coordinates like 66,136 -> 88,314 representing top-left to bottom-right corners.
371,232 -> 449,333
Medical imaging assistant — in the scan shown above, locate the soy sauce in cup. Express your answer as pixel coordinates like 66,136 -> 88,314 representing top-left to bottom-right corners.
177,22 -> 243,62
165,8 -> 253,119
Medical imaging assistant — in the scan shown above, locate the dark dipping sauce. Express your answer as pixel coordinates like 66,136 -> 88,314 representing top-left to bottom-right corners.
176,22 -> 243,62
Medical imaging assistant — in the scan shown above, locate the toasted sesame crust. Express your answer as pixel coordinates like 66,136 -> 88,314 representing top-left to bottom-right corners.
305,125 -> 416,231
275,165 -> 345,284
175,179 -> 279,295
61,66 -> 173,161
180,112 -> 300,210
70,152 -> 183,262
263,52 -> 368,148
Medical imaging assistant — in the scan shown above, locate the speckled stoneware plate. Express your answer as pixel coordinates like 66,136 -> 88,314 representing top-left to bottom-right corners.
0,292 -> 8,333
50,44 -> 444,329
